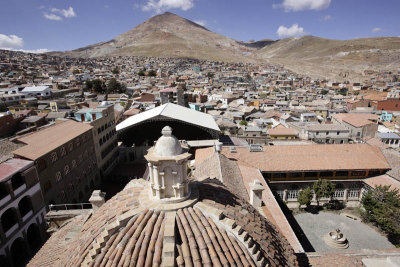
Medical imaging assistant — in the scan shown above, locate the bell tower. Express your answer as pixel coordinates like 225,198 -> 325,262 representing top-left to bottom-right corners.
145,126 -> 191,202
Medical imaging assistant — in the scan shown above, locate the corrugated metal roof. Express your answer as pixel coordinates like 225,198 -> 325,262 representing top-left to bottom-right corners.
116,103 -> 220,132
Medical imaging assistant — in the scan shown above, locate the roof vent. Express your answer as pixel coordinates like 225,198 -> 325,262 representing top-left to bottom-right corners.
229,146 -> 237,153
249,144 -> 263,152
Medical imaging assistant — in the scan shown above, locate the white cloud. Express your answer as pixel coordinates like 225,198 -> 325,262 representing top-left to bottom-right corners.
51,7 -> 76,18
44,6 -> 76,21
0,34 -> 24,49
143,0 -> 194,13
44,13 -> 62,21
322,15 -> 331,21
277,24 -> 305,37
372,27 -> 382,33
5,48 -> 50,54
274,0 -> 331,12
194,20 -> 206,27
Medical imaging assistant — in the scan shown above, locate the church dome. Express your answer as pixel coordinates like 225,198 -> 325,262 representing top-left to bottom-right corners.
154,126 -> 183,157
28,180 -> 299,267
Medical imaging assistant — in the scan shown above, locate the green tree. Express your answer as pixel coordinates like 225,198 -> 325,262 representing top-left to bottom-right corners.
312,179 -> 335,207
91,79 -> 105,93
239,120 -> 247,126
85,80 -> 93,91
138,68 -> 146,76
148,70 -> 157,77
320,89 -> 329,95
107,78 -> 126,93
112,68 -> 119,75
298,187 -> 313,208
207,72 -> 214,79
72,69 -> 80,75
362,185 -> 400,245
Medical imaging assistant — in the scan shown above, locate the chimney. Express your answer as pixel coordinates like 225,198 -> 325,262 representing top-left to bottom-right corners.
249,180 -> 264,207
89,190 -> 106,211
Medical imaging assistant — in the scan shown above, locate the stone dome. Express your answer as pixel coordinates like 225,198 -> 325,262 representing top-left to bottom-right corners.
154,126 -> 183,157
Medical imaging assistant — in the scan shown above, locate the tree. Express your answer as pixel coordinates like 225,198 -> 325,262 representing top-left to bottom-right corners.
320,89 -> 329,95
362,185 -> 400,244
138,68 -> 146,76
85,80 -> 93,92
239,120 -> 247,126
148,70 -> 157,77
112,68 -> 119,75
207,72 -> 214,79
72,69 -> 80,75
298,187 -> 313,208
312,179 -> 335,207
107,78 -> 126,93
91,79 -> 105,94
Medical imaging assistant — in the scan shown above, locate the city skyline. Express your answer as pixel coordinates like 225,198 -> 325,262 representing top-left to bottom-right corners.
0,0 -> 399,52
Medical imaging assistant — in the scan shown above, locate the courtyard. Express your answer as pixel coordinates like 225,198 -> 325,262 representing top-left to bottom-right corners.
294,212 -> 395,252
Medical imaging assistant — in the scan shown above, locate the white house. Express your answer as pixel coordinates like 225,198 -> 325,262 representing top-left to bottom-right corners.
21,86 -> 51,98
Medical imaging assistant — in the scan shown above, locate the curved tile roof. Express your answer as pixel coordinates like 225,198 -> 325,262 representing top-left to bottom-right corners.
28,180 -> 298,267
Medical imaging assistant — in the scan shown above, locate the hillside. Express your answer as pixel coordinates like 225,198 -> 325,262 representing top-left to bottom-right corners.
256,36 -> 400,81
51,13 -> 400,81
53,12 -> 256,63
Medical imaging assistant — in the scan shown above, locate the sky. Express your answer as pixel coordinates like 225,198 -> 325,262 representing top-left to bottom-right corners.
0,0 -> 399,53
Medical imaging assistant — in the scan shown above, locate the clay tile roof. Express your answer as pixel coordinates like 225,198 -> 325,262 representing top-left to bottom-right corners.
364,174 -> 400,192
13,120 -> 92,160
29,179 -> 299,267
220,144 -> 391,172
268,127 -> 298,136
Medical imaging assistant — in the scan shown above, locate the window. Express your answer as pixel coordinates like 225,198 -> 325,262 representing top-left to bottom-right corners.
55,171 -> 62,183
64,165 -> 70,175
334,190 -> 345,199
287,190 -> 298,200
84,150 -> 88,158
37,158 -> 47,172
316,132 -> 319,135
60,146 -> 66,157
326,132 -> 329,135
72,160 -> 77,169
348,189 -> 360,199
68,142 -> 73,152
78,155 -> 83,163
51,152 -> 58,163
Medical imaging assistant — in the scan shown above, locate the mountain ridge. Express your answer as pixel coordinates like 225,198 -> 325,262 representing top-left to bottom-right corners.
50,12 -> 400,80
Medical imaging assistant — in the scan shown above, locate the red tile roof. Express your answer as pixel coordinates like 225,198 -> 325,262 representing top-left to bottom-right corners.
220,144 -> 390,172
13,120 -> 92,160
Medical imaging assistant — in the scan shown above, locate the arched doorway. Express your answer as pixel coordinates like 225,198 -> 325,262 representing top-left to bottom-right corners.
1,208 -> 19,234
27,223 -> 41,252
11,237 -> 29,267
18,196 -> 33,219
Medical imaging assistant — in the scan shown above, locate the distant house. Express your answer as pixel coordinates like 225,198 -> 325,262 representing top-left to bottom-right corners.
268,126 -> 297,140
377,132 -> 400,148
21,86 -> 51,98
332,113 -> 379,141
380,111 -> 393,122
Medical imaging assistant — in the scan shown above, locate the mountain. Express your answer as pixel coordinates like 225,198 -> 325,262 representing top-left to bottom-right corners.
54,12 -> 255,62
255,36 -> 400,81
52,13 -> 400,80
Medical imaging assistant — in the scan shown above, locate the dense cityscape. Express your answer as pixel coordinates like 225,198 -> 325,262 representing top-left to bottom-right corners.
1,2 -> 400,267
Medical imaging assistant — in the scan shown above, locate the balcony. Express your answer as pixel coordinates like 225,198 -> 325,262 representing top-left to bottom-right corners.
13,184 -> 27,196
5,223 -> 18,238
22,210 -> 33,222
0,194 -> 11,207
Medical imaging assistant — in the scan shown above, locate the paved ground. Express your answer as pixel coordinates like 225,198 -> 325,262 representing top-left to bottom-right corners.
294,212 -> 395,252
